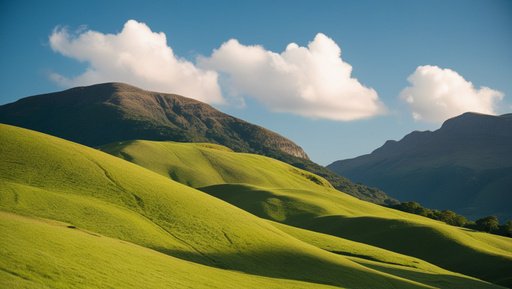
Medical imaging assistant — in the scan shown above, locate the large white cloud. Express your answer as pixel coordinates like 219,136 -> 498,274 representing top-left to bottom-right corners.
400,65 -> 504,123
199,33 -> 385,121
49,20 -> 224,104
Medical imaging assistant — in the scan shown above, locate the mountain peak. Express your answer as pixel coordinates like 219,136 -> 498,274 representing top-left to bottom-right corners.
0,83 -> 309,160
440,112 -> 512,136
328,111 -> 512,220
72,82 -> 141,91
441,111 -> 494,126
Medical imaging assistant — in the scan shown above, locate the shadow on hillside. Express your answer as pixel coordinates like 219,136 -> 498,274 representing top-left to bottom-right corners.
152,247 -> 440,289
299,215 -> 512,288
357,259 -> 505,289
150,244 -> 505,289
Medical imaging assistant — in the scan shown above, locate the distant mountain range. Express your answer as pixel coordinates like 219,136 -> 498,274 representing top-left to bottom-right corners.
0,82 -> 395,205
328,112 -> 512,220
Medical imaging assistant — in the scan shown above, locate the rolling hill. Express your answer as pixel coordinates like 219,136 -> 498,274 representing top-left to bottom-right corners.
328,112 -> 512,220
1,124 -> 509,288
101,138 -> 512,287
0,82 -> 396,205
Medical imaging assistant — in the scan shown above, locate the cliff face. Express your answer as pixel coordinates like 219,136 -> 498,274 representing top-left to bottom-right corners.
0,82 -> 308,159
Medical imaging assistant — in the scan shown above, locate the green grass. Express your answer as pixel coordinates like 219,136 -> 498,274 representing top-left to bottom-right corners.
100,140 -> 332,190
270,220 -> 446,272
2,125 -> 511,288
3,124 -> 496,289
270,221 -> 509,289
99,139 -> 512,287
0,211 -> 344,289
201,183 -> 512,287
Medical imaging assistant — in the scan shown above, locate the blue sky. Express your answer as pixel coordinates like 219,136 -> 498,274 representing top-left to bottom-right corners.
1,0 -> 511,165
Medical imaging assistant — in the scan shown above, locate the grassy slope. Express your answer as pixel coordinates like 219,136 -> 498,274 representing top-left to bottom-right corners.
100,139 -> 512,287
270,221 -> 502,289
0,211 -> 343,289
100,140 -> 332,189
1,123 -> 461,289
201,184 -> 512,287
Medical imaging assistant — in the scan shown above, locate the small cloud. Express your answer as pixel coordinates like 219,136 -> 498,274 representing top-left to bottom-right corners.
49,20 -> 224,104
400,65 -> 504,123
199,33 -> 386,121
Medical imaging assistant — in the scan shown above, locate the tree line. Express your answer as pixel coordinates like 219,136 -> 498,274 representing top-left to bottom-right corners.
389,201 -> 512,237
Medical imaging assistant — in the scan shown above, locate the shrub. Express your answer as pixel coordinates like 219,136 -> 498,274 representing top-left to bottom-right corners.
475,216 -> 500,233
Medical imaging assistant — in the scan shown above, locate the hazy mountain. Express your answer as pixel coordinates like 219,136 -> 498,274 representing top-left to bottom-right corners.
0,82 -> 396,204
328,112 -> 512,220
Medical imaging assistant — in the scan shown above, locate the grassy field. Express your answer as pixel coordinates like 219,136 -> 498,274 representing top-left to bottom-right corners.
1,211 -> 346,289
0,124 -> 509,288
101,139 -> 512,287
100,140 -> 332,190
201,184 -> 512,287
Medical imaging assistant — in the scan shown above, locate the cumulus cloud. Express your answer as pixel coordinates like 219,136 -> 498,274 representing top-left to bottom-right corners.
49,20 -> 223,104
400,65 -> 504,123
199,33 -> 385,121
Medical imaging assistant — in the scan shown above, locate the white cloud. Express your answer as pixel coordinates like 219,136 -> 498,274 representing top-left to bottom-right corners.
49,20 -> 224,104
198,33 -> 385,121
400,65 -> 504,123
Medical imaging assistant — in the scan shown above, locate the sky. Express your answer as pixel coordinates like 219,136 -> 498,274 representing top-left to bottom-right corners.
1,0 -> 511,165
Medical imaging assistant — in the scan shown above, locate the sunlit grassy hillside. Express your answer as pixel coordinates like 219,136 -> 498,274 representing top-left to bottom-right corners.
0,211 -> 343,289
4,124 -> 505,288
103,139 -> 512,287
101,139 -> 332,189
199,184 -> 512,288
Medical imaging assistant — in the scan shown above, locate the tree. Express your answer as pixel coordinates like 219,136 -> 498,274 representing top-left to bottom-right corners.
503,220 -> 512,237
475,216 -> 499,233
433,210 -> 467,227
393,202 -> 430,217
453,214 -> 468,227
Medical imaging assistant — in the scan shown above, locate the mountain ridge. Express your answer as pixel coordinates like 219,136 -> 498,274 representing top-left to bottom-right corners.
0,82 -> 309,159
328,112 -> 512,220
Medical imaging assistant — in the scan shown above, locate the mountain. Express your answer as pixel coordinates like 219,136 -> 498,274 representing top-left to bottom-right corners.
0,82 -> 396,205
0,82 -> 308,158
328,112 -> 512,220
2,124 -> 511,288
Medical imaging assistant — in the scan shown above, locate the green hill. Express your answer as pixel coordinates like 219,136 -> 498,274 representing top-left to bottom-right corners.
3,124 -> 505,288
101,139 -> 512,287
100,140 -> 332,190
0,82 -> 396,205
201,184 -> 512,286
0,211 -> 342,289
